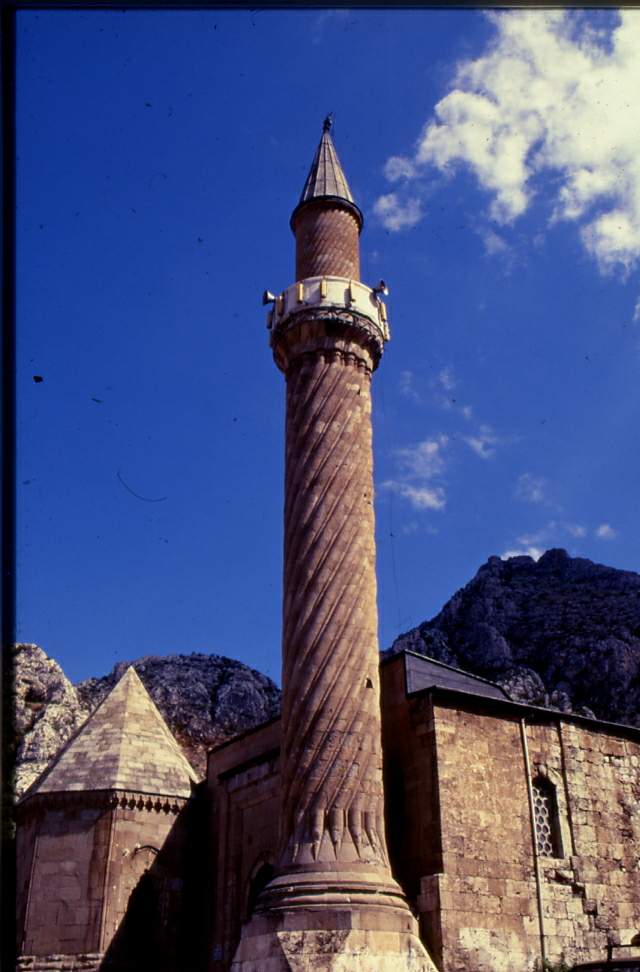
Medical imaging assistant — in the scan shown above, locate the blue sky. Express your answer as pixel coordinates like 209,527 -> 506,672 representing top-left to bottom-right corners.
17,9 -> 640,685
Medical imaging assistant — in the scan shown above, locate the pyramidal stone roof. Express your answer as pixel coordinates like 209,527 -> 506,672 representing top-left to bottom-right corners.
26,667 -> 198,799
298,117 -> 357,208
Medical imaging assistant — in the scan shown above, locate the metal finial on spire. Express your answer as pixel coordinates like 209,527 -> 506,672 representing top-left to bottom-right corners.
323,113 -> 333,133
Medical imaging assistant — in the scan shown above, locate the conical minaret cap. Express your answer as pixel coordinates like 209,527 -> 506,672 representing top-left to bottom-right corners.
291,115 -> 363,231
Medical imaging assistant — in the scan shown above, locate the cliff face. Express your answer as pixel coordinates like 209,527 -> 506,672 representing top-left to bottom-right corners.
13,647 -> 281,797
13,643 -> 91,798
389,549 -> 640,727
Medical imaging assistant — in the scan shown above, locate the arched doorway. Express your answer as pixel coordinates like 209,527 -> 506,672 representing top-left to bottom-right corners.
245,861 -> 275,920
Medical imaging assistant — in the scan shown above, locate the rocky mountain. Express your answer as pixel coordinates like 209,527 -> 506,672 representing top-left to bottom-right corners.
389,548 -> 640,727
13,643 -> 90,798
13,646 -> 281,798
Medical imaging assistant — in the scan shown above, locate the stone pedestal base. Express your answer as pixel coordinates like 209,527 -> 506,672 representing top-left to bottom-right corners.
231,899 -> 438,972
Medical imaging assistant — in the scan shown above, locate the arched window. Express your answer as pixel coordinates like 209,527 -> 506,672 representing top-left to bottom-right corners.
532,776 -> 563,858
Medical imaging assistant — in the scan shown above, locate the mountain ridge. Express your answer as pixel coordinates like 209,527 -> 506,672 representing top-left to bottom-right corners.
388,548 -> 640,727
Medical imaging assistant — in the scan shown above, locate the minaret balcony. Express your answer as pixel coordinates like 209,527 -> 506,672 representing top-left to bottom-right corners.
267,275 -> 390,345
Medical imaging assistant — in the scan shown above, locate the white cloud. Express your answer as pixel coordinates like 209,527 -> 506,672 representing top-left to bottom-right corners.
382,435 -> 449,513
374,193 -> 423,232
377,10 -> 640,274
481,228 -> 509,256
399,370 -> 421,402
384,156 -> 417,182
464,424 -> 499,459
566,523 -> 587,538
401,520 -> 420,535
516,529 -> 546,546
596,522 -> 617,539
633,296 -> 640,323
431,365 -> 474,417
382,481 -> 446,511
502,520 -> 604,561
395,435 -> 449,479
515,472 -> 547,504
501,546 -> 544,561
437,366 -> 457,392
516,520 -> 586,545
432,381 -> 453,410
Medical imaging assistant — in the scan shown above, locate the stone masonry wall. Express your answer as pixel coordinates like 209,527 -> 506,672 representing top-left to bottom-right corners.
101,799 -> 187,952
18,794 -> 194,972
205,662 -> 640,972
207,721 -> 281,971
19,803 -> 108,956
421,702 -> 539,972
380,656 -> 444,965
529,719 -> 640,963
414,698 -> 640,972
16,808 -> 39,952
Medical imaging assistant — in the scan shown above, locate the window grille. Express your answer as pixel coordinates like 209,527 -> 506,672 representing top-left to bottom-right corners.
532,777 -> 562,858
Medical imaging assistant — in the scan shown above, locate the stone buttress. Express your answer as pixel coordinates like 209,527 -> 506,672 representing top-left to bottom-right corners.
231,119 -> 437,971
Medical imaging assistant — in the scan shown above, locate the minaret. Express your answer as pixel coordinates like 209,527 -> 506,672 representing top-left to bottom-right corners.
232,119 -> 436,970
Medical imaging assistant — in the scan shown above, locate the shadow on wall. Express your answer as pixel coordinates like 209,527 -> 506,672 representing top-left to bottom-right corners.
101,793 -> 208,972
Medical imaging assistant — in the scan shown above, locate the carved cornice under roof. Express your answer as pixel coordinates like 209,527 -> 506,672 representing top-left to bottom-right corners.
17,787 -> 191,819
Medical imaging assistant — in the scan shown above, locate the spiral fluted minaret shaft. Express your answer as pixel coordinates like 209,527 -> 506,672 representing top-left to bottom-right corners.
279,346 -> 387,872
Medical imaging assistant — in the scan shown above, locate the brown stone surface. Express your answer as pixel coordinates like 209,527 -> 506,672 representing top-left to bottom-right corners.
207,722 -> 282,970
18,802 -> 107,956
232,128 -> 436,970
101,802 -> 185,953
294,204 -> 360,281
269,137 -> 395,900
380,658 -> 444,965
232,925 -> 437,972
17,668 -> 200,970
17,792 -> 195,969
278,348 -> 387,875
380,653 -> 640,972
209,652 -> 640,970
